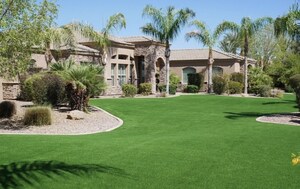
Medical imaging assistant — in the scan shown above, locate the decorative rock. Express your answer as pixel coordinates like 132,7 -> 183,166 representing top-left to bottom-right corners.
67,110 -> 85,120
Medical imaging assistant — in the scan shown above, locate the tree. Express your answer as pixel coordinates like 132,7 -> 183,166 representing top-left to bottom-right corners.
70,13 -> 126,64
274,2 -> 300,53
0,0 -> 58,79
41,26 -> 76,67
249,24 -> 278,69
141,5 -> 195,95
185,20 -> 217,93
218,32 -> 241,54
50,61 -> 106,111
215,17 -> 273,94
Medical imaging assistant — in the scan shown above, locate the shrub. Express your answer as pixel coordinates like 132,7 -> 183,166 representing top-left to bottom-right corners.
228,81 -> 243,94
31,73 -> 66,106
158,84 -> 177,95
230,73 -> 244,84
289,74 -> 300,110
139,83 -> 152,95
170,73 -> 180,85
24,106 -> 52,126
248,67 -> 273,92
271,88 -> 284,98
213,76 -> 226,95
22,74 -> 42,101
257,85 -> 272,97
186,85 -> 199,93
188,73 -> 204,90
0,101 -> 16,119
122,84 -> 137,97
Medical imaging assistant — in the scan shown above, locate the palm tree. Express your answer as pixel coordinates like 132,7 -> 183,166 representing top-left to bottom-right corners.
41,25 -> 76,67
70,13 -> 126,64
218,32 -> 241,54
215,17 -> 272,94
51,61 -> 105,111
274,2 -> 300,53
185,20 -> 217,93
141,5 -> 195,95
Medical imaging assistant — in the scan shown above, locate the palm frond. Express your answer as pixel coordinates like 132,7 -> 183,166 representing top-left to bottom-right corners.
102,13 -> 126,36
186,20 -> 213,47
214,21 -> 239,39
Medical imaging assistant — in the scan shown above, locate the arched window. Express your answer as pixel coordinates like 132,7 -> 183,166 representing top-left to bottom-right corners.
212,67 -> 223,77
182,67 -> 196,84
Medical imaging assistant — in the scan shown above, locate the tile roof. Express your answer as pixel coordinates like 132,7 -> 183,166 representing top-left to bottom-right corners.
120,36 -> 162,43
170,49 -> 256,63
58,44 -> 99,53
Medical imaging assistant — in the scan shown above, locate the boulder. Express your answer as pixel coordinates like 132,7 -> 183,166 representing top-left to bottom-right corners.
67,110 -> 85,120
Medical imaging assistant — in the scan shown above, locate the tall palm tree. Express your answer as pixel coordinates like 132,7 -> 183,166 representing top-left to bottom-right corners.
215,17 -> 272,94
41,25 -> 76,67
141,5 -> 195,95
186,20 -> 216,93
70,13 -> 126,64
218,32 -> 241,54
274,2 -> 300,53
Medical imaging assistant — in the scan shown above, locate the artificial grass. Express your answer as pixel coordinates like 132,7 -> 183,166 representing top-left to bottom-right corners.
0,94 -> 300,188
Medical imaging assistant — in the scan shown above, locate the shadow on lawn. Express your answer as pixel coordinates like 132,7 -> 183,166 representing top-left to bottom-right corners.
262,99 -> 295,105
0,160 -> 128,189
224,112 -> 268,120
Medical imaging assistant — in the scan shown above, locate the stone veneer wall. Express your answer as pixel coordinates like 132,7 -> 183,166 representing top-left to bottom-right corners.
2,83 -> 20,100
134,44 -> 166,93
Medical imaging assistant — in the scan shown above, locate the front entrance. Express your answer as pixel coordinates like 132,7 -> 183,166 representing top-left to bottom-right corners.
135,56 -> 145,85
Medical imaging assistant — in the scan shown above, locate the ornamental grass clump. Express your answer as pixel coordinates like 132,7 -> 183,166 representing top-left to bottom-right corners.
24,106 -> 52,126
139,83 -> 152,95
0,101 -> 16,119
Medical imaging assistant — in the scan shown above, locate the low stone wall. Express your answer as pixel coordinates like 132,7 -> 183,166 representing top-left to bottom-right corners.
2,83 -> 20,100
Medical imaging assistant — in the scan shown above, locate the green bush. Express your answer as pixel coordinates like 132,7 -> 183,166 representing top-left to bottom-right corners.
170,73 -> 180,85
158,84 -> 177,95
139,83 -> 152,95
122,84 -> 137,97
0,101 -> 16,118
289,74 -> 300,110
22,74 -> 42,101
249,67 -> 273,93
213,76 -> 226,95
24,106 -> 52,126
230,73 -> 244,84
186,85 -> 199,93
188,73 -> 204,90
31,73 -> 65,106
257,85 -> 272,97
228,81 -> 243,94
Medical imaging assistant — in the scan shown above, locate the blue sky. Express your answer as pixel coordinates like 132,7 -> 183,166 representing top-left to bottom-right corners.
56,0 -> 297,49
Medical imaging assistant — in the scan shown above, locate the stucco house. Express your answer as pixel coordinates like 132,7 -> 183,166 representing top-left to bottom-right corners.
0,35 -> 256,99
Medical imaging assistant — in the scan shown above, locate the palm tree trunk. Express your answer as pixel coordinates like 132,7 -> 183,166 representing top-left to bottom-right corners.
45,42 -> 53,69
165,45 -> 170,95
244,35 -> 249,94
208,47 -> 214,93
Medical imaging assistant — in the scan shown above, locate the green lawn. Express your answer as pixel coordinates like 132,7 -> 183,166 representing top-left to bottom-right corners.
1,95 -> 300,188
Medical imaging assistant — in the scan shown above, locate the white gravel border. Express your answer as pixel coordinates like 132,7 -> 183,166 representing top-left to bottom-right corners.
256,113 -> 300,127
0,102 -> 123,136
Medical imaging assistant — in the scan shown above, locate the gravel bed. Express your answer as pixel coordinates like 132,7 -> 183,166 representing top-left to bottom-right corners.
257,113 -> 300,126
0,101 -> 122,135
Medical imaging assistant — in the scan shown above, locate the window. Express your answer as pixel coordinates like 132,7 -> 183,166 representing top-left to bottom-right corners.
118,64 -> 127,86
118,54 -> 128,60
111,64 -> 116,86
212,67 -> 223,77
111,55 -> 117,59
182,67 -> 196,84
